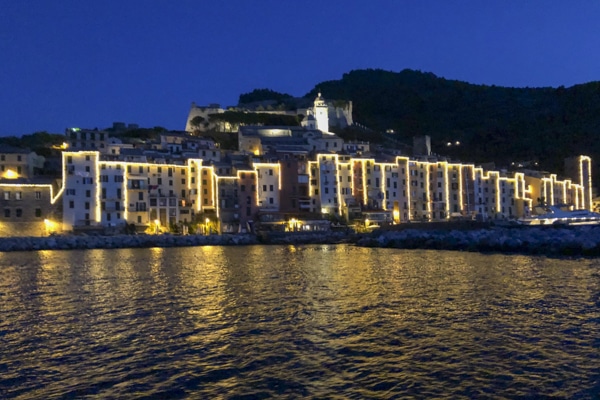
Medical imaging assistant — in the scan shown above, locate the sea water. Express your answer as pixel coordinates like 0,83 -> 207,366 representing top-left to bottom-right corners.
1,245 -> 599,398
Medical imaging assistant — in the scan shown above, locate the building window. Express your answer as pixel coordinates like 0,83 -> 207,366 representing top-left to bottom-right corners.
35,208 -> 41,217
15,192 -> 22,200
4,209 -> 10,218
85,202 -> 90,210
35,191 -> 41,200
3,192 -> 9,200
69,200 -> 74,208
16,208 -> 22,218
86,190 -> 91,198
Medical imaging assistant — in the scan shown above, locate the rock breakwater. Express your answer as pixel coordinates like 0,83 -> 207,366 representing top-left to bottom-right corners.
357,225 -> 600,256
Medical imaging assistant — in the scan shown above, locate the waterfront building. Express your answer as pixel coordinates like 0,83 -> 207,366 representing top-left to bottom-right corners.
13,143 -> 595,235
0,178 -> 63,236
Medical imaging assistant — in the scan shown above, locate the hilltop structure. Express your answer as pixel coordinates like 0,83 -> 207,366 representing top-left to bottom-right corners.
185,92 -> 353,133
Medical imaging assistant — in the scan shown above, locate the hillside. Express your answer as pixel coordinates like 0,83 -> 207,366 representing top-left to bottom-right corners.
299,69 -> 600,178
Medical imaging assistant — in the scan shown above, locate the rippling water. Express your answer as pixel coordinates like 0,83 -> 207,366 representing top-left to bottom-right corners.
1,245 -> 599,399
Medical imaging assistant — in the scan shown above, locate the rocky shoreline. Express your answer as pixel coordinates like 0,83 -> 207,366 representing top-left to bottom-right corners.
359,225 -> 600,256
2,225 -> 600,256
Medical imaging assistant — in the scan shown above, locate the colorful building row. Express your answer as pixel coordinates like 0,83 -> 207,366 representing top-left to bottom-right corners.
57,151 -> 593,234
0,143 -> 593,236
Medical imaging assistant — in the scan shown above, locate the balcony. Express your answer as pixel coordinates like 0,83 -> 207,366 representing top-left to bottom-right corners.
127,181 -> 148,190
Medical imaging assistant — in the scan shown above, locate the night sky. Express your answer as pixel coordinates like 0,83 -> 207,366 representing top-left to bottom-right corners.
1,0 -> 599,136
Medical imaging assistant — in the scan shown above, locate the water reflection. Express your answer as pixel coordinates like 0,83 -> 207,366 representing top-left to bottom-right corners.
0,246 -> 598,398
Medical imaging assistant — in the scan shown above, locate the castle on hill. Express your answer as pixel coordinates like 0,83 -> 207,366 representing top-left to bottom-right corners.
185,92 -> 353,133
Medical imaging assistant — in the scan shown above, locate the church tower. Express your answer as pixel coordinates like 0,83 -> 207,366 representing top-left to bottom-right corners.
314,92 -> 329,132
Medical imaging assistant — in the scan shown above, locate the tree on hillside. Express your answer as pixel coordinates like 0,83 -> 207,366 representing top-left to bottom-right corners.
238,88 -> 293,105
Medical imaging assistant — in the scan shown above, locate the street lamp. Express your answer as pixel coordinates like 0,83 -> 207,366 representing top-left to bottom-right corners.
205,218 -> 210,235
154,219 -> 160,234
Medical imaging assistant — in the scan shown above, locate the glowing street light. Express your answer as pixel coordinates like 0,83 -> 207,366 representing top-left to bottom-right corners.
154,219 -> 160,234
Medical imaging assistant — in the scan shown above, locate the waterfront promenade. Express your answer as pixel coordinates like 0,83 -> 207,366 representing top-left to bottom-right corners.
2,224 -> 600,256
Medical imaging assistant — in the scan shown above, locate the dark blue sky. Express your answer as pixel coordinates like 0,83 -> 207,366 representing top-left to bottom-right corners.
1,1 -> 599,136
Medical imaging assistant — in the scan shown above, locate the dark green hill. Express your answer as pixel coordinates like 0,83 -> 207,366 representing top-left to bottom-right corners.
302,69 -> 600,178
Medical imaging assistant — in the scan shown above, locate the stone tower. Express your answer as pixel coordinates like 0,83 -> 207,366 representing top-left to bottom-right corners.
314,92 -> 329,132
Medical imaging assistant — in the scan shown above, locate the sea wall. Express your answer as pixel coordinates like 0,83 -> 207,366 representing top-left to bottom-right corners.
357,226 -> 600,256
4,226 -> 600,256
0,233 -> 259,252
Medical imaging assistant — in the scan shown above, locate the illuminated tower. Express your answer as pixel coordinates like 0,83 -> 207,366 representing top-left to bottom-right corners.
314,92 -> 329,132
